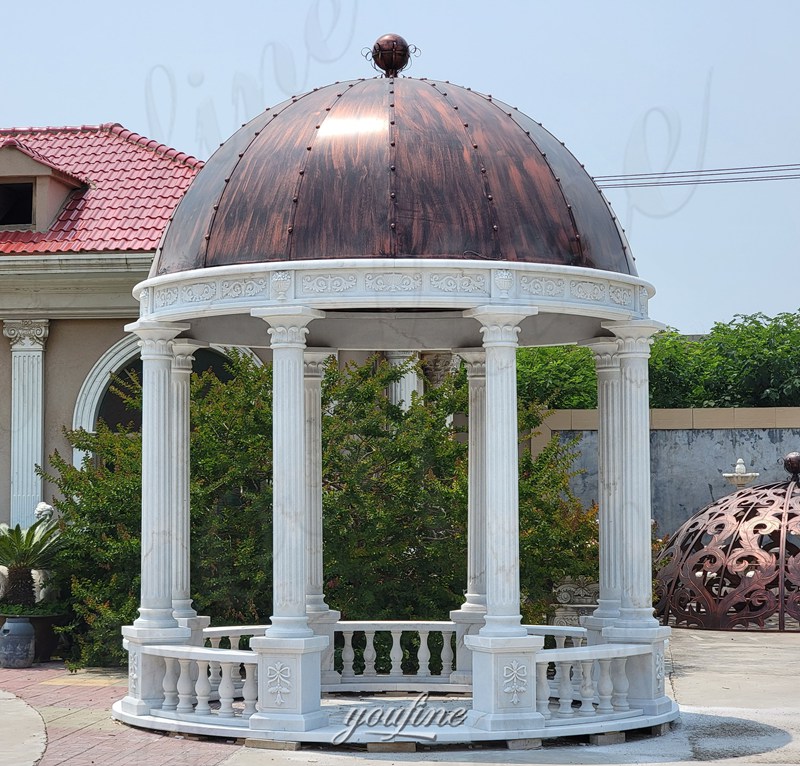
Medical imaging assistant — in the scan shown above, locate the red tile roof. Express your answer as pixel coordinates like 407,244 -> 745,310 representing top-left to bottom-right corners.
0,123 -> 202,254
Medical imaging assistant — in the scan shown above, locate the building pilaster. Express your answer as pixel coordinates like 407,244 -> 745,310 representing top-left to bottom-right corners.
384,350 -> 422,410
3,319 -> 49,528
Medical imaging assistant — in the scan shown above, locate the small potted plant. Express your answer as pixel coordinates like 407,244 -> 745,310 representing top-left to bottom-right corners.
0,516 -> 65,668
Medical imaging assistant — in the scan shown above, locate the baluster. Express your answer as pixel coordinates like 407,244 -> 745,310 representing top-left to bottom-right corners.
363,631 -> 377,676
390,630 -> 403,676
162,657 -> 179,711
341,631 -> 355,678
441,631 -> 454,675
597,659 -> 613,714
611,657 -> 630,711
572,653 -> 584,697
195,660 -> 212,715
535,663 -> 551,719
417,631 -> 431,677
552,636 -> 566,686
176,658 -> 195,713
242,664 -> 258,718
217,662 -> 235,717
209,638 -> 222,693
555,661 -> 574,717
578,660 -> 595,715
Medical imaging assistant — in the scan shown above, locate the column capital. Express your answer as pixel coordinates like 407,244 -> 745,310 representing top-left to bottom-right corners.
602,319 -> 665,356
3,319 -> 49,349
124,321 -> 190,356
252,307 -> 324,347
455,347 -> 486,372
582,338 -> 621,369
464,306 -> 536,346
304,348 -> 337,378
172,340 -> 206,371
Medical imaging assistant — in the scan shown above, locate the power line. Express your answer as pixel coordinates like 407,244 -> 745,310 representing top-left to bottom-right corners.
594,162 -> 800,189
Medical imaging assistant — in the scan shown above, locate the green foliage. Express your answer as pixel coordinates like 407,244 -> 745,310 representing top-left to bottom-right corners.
321,356 -> 468,620
189,352 -> 273,623
0,518 -> 65,609
516,346 -> 597,409
41,422 -> 143,666
648,330 -> 705,408
42,352 -> 596,666
518,403 -> 599,622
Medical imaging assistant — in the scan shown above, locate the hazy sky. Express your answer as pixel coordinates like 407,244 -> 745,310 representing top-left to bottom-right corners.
4,1 -> 797,333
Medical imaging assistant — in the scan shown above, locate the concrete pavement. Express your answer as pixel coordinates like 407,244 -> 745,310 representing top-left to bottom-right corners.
2,629 -> 799,765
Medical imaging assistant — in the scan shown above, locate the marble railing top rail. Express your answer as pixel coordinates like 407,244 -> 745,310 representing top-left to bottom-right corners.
139,643 -> 255,665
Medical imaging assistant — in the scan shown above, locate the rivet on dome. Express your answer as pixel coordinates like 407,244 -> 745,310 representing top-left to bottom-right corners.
299,170 -> 304,175
307,146 -> 312,151
390,222 -> 396,229
288,226 -> 294,233
453,105 -> 458,110
390,165 -> 396,171
390,103 -> 395,107
473,144 -> 478,149
487,194 -> 493,200
292,196 -> 298,203
463,123 -> 469,128
390,192 -> 396,198
390,120 -> 395,125
390,141 -> 395,147
492,225 -> 498,231
480,167 -> 486,173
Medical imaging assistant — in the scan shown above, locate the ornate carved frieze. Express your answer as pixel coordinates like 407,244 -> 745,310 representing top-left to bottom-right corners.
154,287 -> 179,309
301,273 -> 357,294
430,271 -> 487,294
609,285 -> 633,306
3,319 -> 50,349
570,279 -> 606,302
520,275 -> 565,297
221,278 -> 267,299
181,282 -> 217,303
365,272 -> 422,292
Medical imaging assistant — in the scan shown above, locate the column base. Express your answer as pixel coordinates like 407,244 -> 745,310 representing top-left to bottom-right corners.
465,634 -> 545,733
249,635 -> 328,733
307,608 -> 341,685
602,624 -> 672,715
449,606 -> 485,684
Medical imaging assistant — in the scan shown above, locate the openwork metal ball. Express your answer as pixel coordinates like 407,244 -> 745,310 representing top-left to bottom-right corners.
784,451 -> 800,478
372,34 -> 411,77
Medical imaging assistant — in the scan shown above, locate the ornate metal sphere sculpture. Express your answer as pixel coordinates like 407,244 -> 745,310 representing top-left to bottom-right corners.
655,454 -> 800,631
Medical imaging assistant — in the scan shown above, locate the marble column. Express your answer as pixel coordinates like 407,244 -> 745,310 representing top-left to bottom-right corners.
463,307 -> 545,733
120,321 -> 190,716
249,308 -> 328,732
3,319 -> 49,528
252,308 -> 324,637
581,339 -> 623,638
384,350 -> 422,410
450,350 -> 487,683
304,349 -> 341,685
169,341 -> 210,644
465,308 -> 534,638
601,320 -> 671,716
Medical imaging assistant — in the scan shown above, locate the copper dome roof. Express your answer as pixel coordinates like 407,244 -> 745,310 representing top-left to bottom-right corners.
152,77 -> 635,277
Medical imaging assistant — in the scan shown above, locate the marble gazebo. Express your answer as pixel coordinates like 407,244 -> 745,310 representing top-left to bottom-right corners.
112,36 -> 678,744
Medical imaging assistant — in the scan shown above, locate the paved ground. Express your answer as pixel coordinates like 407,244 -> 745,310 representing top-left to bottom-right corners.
1,629 -> 799,765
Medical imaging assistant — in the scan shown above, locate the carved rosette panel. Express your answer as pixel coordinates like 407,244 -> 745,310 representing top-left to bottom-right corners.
221,278 -> 268,299
266,660 -> 292,706
502,659 -> 528,705
182,282 -> 217,303
520,276 -> 565,298
655,480 -> 800,631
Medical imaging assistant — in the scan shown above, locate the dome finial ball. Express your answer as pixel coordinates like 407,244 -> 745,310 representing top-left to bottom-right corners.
372,34 -> 411,77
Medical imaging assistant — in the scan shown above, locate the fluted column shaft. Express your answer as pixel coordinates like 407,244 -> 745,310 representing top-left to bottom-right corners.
304,349 -> 334,612
384,350 -> 422,410
170,341 -> 200,620
604,320 -> 662,628
254,308 -> 324,638
459,350 -> 487,611
587,340 -> 623,620
466,307 -> 534,638
130,323 -> 187,630
3,319 -> 49,528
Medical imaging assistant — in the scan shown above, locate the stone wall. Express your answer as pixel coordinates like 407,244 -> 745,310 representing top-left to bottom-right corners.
533,408 -> 800,535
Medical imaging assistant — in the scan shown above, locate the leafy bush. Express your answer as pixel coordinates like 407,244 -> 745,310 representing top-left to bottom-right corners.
42,352 -> 596,666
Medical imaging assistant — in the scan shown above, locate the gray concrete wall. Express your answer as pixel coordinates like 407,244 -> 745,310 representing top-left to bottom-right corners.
551,423 -> 800,536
